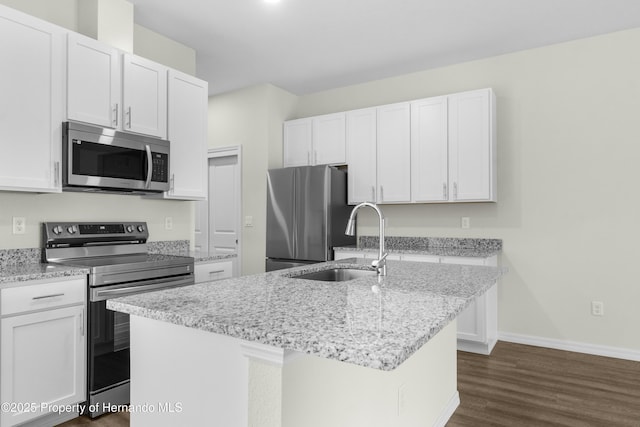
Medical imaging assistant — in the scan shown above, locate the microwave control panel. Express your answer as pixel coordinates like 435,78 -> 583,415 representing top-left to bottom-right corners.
151,152 -> 169,183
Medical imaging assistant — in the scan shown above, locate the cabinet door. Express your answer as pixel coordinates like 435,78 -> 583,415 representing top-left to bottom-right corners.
67,33 -> 120,128
312,112 -> 346,165
440,256 -> 487,342
346,107 -> 377,204
164,69 -> 208,200
1,305 -> 85,427
194,259 -> 236,283
0,6 -> 63,192
283,118 -> 312,167
376,102 -> 411,203
448,88 -> 496,202
411,96 -> 449,202
122,54 -> 167,139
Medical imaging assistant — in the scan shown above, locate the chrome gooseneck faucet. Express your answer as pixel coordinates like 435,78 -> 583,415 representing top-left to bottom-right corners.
345,202 -> 388,276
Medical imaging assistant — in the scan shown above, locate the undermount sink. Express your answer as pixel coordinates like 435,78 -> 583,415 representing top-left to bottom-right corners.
291,268 -> 377,282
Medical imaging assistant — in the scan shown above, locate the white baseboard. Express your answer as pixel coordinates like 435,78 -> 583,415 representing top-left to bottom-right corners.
433,391 -> 460,427
499,332 -> 640,362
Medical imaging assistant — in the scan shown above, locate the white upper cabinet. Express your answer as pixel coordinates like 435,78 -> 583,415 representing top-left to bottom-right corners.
0,5 -> 64,193
67,32 -> 120,128
160,69 -> 208,200
67,38 -> 168,139
410,96 -> 449,202
283,112 -> 346,167
122,54 -> 168,139
312,113 -> 346,165
376,102 -> 411,203
346,107 -> 377,204
448,88 -> 496,202
284,87 -> 496,205
283,118 -> 312,167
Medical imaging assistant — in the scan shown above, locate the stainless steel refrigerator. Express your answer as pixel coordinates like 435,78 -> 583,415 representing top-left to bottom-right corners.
266,165 -> 356,271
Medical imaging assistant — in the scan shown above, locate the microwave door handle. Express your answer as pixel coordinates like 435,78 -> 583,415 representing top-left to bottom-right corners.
144,144 -> 152,189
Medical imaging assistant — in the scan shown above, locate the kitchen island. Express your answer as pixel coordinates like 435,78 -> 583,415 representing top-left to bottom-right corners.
107,258 -> 505,427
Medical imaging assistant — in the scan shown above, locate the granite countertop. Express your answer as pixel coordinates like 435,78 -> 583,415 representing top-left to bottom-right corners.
146,241 -> 236,263
108,258 -> 506,371
159,250 -> 237,263
0,241 -> 236,286
336,236 -> 503,258
0,263 -> 89,286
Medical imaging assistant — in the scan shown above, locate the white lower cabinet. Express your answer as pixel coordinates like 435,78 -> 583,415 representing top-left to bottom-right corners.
440,256 -> 498,354
0,277 -> 86,427
194,258 -> 238,284
334,250 -> 498,354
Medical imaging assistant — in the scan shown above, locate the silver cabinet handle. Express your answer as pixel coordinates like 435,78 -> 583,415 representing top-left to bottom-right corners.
80,310 -> 84,337
113,103 -> 119,127
145,144 -> 152,189
32,293 -> 64,300
126,106 -> 132,128
453,182 -> 458,200
54,161 -> 60,187
443,183 -> 447,200
307,151 -> 311,165
208,269 -> 225,275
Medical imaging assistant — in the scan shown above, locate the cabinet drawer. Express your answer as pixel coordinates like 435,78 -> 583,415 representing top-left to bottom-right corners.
195,260 -> 234,283
1,277 -> 86,316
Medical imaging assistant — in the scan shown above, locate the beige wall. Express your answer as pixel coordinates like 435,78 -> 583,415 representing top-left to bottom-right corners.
134,24 -> 196,75
0,0 -> 196,249
291,29 -> 640,352
208,84 -> 296,275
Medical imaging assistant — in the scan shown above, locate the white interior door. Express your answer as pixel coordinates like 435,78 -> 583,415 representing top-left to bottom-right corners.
209,155 -> 239,254
195,148 -> 242,264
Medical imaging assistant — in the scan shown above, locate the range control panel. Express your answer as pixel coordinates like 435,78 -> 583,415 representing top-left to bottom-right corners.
42,222 -> 149,247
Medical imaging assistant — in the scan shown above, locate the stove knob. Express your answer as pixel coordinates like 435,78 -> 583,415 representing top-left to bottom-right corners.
126,225 -> 134,233
52,225 -> 63,235
67,226 -> 77,234
137,225 -> 145,232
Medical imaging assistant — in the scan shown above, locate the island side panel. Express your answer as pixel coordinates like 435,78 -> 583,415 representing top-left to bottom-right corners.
280,321 -> 459,427
129,315 -> 249,427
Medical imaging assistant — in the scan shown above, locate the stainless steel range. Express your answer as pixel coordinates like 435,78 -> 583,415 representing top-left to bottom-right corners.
42,222 -> 194,418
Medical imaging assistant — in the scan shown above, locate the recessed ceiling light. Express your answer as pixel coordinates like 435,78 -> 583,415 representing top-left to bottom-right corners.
264,0 -> 281,3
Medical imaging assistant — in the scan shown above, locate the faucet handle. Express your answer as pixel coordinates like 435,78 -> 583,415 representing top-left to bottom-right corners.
371,252 -> 388,268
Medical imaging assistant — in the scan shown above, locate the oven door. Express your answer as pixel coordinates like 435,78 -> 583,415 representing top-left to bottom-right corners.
63,121 -> 170,193
87,274 -> 193,417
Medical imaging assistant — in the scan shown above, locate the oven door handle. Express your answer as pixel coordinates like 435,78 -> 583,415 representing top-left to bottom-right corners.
93,276 -> 193,301
144,144 -> 153,189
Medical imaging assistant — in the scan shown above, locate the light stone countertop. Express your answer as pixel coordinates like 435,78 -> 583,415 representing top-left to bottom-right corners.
0,263 -> 89,286
335,236 -> 503,258
335,245 -> 501,258
107,258 -> 506,371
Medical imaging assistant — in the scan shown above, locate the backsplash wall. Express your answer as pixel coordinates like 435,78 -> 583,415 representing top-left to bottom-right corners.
0,192 -> 193,249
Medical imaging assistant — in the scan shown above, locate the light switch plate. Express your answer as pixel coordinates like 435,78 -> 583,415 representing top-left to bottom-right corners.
244,216 -> 253,227
461,217 -> 470,229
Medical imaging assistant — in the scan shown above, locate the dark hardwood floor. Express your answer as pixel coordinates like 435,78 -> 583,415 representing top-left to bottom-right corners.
57,342 -> 640,426
447,342 -> 640,426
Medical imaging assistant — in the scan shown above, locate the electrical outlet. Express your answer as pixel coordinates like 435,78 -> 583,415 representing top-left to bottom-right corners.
461,217 -> 471,229
165,216 -> 173,230
12,217 -> 26,234
591,301 -> 604,316
244,216 -> 253,227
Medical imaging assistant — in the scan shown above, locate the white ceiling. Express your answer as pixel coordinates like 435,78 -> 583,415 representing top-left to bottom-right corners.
129,0 -> 640,96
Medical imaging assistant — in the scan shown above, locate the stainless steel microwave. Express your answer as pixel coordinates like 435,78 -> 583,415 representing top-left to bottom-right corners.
62,121 -> 170,194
